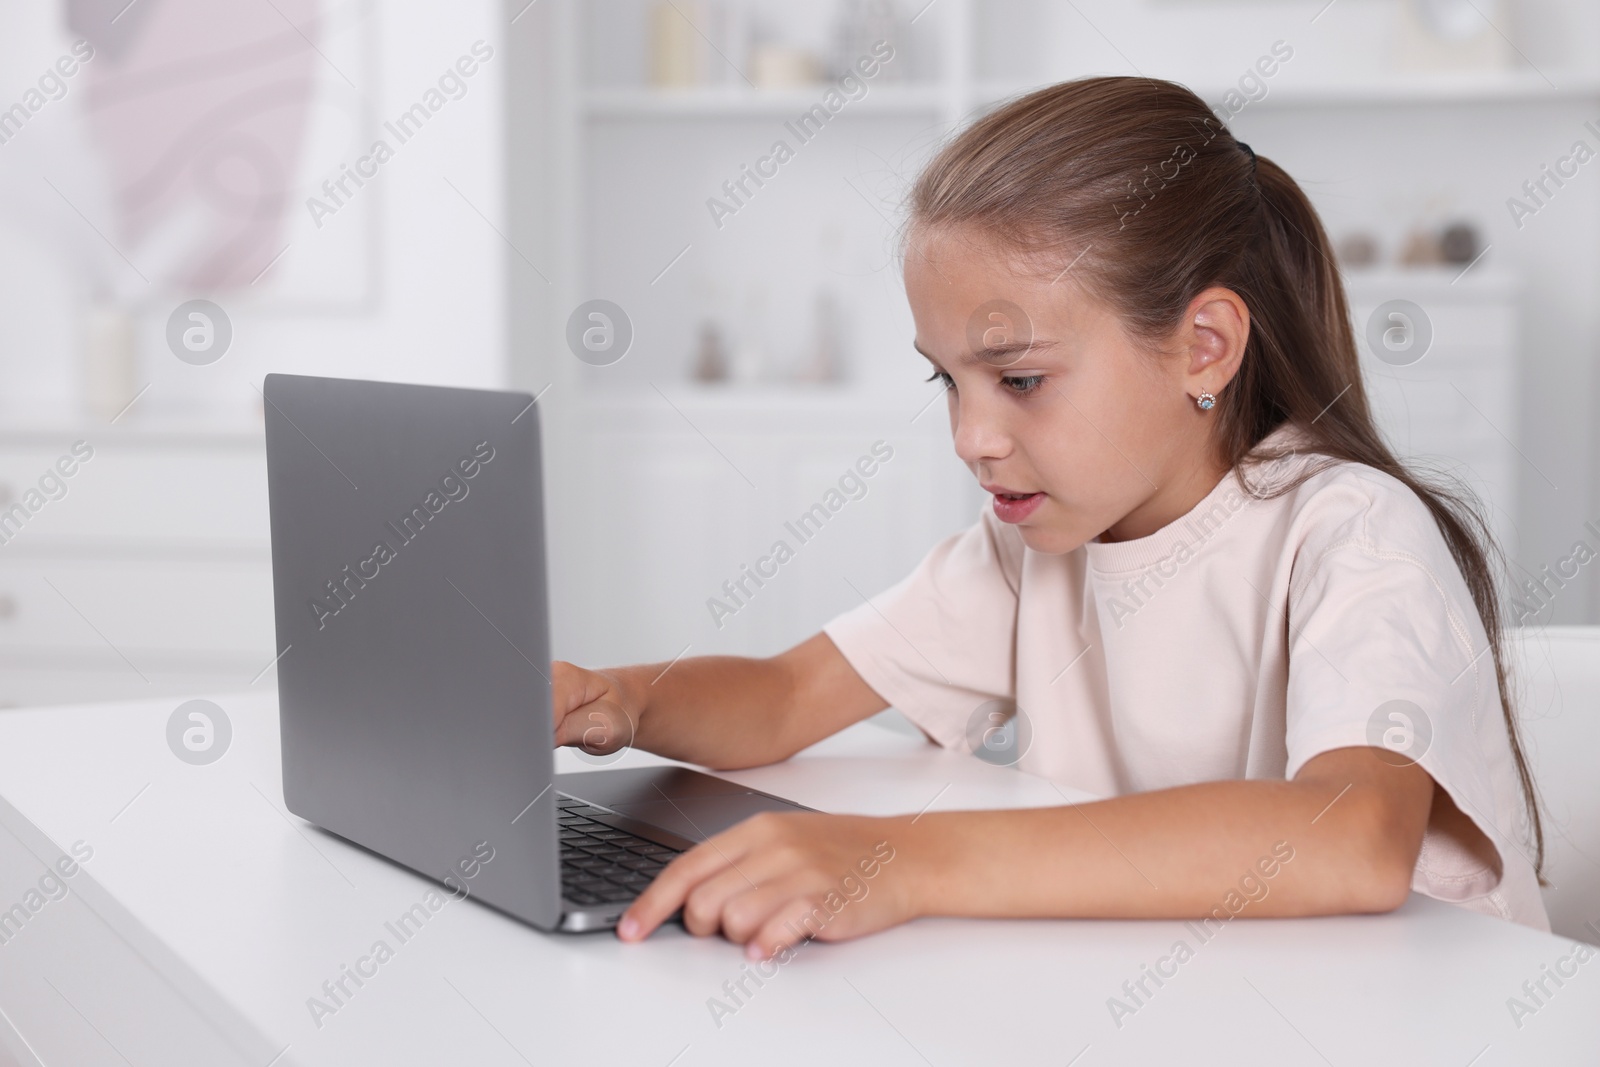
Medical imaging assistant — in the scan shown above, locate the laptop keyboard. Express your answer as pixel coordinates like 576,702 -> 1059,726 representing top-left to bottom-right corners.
556,794 -> 683,906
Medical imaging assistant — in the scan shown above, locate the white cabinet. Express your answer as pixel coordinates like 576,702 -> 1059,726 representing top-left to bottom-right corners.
1346,268 -> 1521,559
558,386 -> 976,666
0,424 -> 274,708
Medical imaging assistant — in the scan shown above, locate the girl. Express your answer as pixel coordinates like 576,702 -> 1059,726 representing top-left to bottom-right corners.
553,76 -> 1549,958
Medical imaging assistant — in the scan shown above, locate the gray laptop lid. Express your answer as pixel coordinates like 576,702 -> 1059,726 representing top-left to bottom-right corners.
263,373 -> 560,930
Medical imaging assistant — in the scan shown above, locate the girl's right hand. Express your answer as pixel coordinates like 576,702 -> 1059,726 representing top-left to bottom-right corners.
549,660 -> 636,756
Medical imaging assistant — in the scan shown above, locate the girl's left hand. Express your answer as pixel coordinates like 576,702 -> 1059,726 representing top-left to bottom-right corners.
616,811 -> 916,959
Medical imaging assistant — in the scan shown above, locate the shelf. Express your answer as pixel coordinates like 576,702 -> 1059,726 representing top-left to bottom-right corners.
581,83 -> 949,119
589,381 -> 902,406
1341,265 -> 1517,296
976,70 -> 1600,110
582,381 -> 946,429
0,407 -> 264,445
585,70 -> 1600,124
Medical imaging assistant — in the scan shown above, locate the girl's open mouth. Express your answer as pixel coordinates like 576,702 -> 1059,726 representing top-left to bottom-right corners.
991,491 -> 1045,523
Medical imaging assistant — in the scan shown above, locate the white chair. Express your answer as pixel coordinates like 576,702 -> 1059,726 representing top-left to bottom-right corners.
1513,625 -> 1600,941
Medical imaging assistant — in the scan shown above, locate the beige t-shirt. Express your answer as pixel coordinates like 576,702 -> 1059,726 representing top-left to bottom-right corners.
824,423 -> 1548,929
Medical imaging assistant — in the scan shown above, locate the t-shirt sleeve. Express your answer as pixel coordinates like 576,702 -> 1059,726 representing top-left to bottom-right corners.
823,505 -> 1021,750
1283,482 -> 1532,907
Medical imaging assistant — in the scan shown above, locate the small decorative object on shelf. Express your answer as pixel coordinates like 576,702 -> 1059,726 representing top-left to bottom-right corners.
1439,220 -> 1482,265
1393,0 -> 1509,73
649,1 -> 750,88
736,290 -> 769,382
795,289 -> 845,384
82,301 -> 137,421
649,1 -> 698,87
1398,227 -> 1446,267
1387,218 -> 1483,268
692,321 -> 730,383
1336,231 -> 1381,268
830,0 -> 907,84
749,43 -> 821,88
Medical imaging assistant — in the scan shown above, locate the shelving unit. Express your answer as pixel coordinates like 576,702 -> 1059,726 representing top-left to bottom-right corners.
517,0 -> 1600,661
545,0 -> 1597,396
527,0 -> 985,667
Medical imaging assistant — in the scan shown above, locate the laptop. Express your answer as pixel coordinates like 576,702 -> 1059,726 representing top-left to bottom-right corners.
262,373 -> 811,932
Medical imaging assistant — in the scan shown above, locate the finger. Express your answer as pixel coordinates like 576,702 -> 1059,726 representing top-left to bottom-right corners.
681,865 -> 763,938
618,832 -> 758,941
717,878 -> 813,946
553,698 -> 633,753
548,662 -> 571,742
549,661 -> 592,744
550,663 -> 624,732
549,661 -> 591,720
745,896 -> 831,961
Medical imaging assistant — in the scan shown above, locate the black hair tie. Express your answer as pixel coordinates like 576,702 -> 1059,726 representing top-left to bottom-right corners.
1238,141 -> 1257,171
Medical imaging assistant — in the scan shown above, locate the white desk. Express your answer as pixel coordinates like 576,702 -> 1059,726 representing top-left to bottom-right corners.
0,693 -> 1595,1066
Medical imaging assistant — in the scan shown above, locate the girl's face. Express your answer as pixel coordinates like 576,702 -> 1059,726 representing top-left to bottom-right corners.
904,225 -> 1245,553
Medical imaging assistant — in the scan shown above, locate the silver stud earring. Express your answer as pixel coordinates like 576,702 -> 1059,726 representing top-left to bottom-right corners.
1195,390 -> 1217,411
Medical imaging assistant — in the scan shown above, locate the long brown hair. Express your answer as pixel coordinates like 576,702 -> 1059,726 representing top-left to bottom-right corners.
909,76 -> 1543,876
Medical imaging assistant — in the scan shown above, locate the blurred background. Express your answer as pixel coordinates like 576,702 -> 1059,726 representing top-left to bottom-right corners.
0,0 -> 1597,708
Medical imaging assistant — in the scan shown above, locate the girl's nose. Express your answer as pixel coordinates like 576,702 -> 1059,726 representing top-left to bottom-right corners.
951,395 -> 1010,468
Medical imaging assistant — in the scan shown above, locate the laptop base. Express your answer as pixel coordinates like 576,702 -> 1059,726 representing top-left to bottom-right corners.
553,766 -> 813,932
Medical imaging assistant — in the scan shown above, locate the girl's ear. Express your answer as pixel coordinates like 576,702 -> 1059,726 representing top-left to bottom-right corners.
1180,287 -> 1250,396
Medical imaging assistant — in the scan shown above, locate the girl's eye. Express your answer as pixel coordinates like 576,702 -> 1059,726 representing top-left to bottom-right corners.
1003,375 -> 1045,396
926,370 -> 954,389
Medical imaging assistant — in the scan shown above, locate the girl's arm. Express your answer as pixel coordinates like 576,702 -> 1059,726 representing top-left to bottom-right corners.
556,636 -> 1438,954
550,632 -> 888,771
899,743 -> 1435,920
618,745 -> 1436,956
